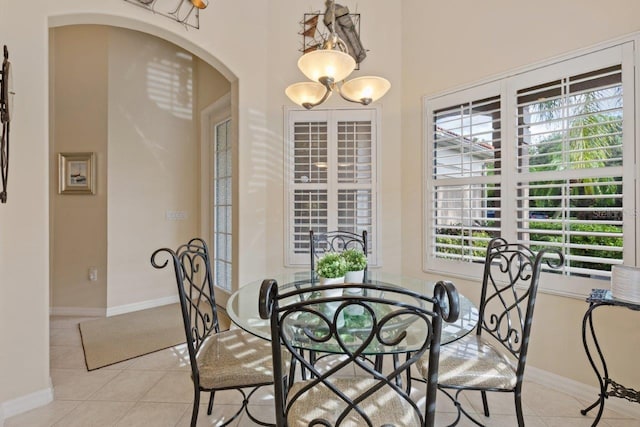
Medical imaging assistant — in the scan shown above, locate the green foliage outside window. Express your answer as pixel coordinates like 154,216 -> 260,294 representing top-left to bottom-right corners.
435,227 -> 491,260
528,221 -> 622,272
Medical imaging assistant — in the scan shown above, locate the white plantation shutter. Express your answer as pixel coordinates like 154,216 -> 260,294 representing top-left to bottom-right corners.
426,87 -> 502,267
337,120 -> 373,239
515,63 -> 625,278
286,109 -> 379,266
425,43 -> 635,296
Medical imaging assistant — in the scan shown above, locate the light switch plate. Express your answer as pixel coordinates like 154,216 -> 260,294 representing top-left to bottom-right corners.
166,210 -> 188,221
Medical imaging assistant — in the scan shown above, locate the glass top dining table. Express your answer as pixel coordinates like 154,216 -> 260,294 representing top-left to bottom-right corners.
226,271 -> 479,355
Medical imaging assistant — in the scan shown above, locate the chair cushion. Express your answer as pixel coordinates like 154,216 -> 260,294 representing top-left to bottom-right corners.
287,378 -> 422,427
420,335 -> 517,390
196,328 -> 275,390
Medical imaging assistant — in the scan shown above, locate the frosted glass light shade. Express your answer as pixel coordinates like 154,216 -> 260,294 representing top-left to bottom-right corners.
297,49 -> 356,83
285,82 -> 329,107
340,76 -> 391,103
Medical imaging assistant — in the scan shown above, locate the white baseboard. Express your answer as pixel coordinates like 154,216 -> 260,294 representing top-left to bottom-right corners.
527,365 -> 640,420
2,380 -> 53,421
49,306 -> 106,317
106,295 -> 179,317
50,296 -> 180,318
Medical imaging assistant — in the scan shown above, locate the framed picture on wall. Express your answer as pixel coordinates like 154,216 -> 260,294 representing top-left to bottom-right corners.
58,152 -> 96,195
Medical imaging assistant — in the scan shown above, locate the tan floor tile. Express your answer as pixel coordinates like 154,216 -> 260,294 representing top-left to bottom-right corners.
4,400 -> 79,427
98,357 -> 137,370
114,402 -> 189,426
50,316 -> 99,329
576,396 -> 636,421
434,410 -> 484,427
52,401 -> 134,427
543,416 -> 609,426
245,384 -> 276,406
50,327 -> 83,347
175,403 -> 243,427
125,345 -> 190,371
473,414 -> 547,427
51,368 -> 120,400
242,403 -> 276,426
139,371 -> 195,403
524,381 -> 588,418
602,418 -> 640,426
462,388 -> 535,416
88,370 -> 165,401
50,345 -> 88,370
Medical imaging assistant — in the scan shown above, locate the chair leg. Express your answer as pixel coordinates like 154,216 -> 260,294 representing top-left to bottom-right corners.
207,390 -> 215,415
190,388 -> 201,427
481,390 -> 490,416
515,391 -> 525,427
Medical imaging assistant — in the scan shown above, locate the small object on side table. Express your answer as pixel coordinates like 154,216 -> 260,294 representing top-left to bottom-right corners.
581,288 -> 640,426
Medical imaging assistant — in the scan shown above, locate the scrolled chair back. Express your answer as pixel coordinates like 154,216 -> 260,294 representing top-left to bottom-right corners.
260,279 -> 460,427
150,237 -> 220,374
309,229 -> 368,271
479,237 -> 565,359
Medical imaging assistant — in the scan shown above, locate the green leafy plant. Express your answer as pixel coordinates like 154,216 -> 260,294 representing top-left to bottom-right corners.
341,248 -> 367,271
316,252 -> 348,278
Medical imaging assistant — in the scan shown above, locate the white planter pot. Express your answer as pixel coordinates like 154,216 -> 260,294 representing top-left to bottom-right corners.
345,270 -> 365,283
318,276 -> 345,327
319,276 -> 345,296
344,287 -> 365,316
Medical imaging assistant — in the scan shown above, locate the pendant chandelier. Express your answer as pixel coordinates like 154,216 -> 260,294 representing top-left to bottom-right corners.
285,1 -> 390,110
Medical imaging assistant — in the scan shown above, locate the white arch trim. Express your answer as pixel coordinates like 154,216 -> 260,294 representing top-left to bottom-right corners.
47,12 -> 236,83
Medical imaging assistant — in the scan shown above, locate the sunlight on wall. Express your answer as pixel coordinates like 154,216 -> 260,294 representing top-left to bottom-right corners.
147,51 -> 193,120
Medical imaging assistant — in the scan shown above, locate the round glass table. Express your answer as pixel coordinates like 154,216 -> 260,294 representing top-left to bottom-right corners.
227,271 -> 479,355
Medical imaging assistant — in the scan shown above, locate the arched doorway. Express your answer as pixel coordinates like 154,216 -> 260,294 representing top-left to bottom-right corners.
48,15 -> 236,317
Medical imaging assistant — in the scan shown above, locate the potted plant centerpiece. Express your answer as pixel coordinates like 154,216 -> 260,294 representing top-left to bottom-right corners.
342,248 -> 367,283
315,252 -> 348,326
316,252 -> 348,288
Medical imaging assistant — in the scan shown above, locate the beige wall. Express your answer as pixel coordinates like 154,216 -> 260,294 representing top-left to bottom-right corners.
106,27 -> 200,310
401,0 -> 640,387
50,25 -> 109,311
1,0 -> 51,407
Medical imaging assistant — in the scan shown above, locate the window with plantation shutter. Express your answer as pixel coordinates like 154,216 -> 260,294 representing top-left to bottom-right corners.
515,64 -> 624,280
428,91 -> 502,265
286,108 -> 379,267
425,42 -> 636,297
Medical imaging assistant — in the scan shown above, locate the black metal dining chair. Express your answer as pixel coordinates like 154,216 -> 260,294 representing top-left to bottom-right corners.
151,238 -> 276,427
259,279 -> 461,427
418,237 -> 564,426
309,229 -> 368,272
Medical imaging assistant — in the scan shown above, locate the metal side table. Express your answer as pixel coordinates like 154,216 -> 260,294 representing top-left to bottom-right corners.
581,288 -> 640,426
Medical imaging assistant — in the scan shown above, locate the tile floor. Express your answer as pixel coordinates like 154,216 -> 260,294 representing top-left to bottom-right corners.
4,314 -> 639,426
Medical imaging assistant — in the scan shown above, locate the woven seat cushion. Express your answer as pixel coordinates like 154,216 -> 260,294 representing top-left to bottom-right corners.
196,328 -> 275,389
420,335 -> 517,390
287,377 -> 421,427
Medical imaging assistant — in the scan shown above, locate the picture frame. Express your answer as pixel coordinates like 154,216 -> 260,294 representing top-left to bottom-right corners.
58,152 -> 96,195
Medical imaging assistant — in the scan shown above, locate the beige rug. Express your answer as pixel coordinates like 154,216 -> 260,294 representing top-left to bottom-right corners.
79,303 -> 231,371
